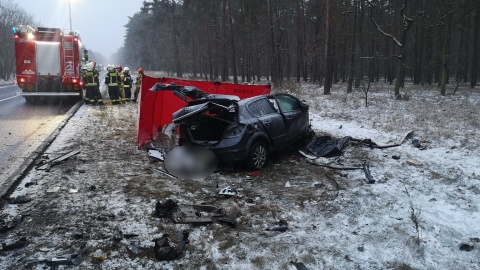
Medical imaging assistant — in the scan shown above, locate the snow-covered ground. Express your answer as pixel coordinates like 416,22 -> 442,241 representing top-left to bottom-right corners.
1,82 -> 479,269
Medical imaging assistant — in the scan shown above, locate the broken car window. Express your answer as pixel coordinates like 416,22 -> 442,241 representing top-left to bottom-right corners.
248,98 -> 276,117
274,95 -> 302,113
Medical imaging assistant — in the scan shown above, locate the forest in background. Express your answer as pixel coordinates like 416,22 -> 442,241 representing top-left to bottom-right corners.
121,0 -> 480,97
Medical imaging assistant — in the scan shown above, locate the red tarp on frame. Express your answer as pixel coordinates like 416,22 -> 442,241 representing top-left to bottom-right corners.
136,75 -> 271,149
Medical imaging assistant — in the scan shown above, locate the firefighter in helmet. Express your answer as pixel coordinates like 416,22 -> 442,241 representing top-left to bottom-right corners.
116,65 -> 126,103
134,68 -> 144,102
105,65 -> 121,104
122,67 -> 133,102
82,61 -> 103,105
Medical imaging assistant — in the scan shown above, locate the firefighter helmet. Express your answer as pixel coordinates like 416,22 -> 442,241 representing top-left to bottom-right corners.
137,68 -> 144,74
92,61 -> 96,67
116,65 -> 122,71
86,62 -> 94,70
123,67 -> 130,74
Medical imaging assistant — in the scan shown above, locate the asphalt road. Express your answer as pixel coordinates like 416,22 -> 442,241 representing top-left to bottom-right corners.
0,84 -> 79,194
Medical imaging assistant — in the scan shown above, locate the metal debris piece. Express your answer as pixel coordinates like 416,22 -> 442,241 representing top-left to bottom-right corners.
171,204 -> 224,224
36,150 -> 80,170
46,253 -> 83,266
406,159 -> 422,166
0,215 -> 22,232
1,237 -> 27,251
153,231 -> 190,261
218,186 -> 238,197
362,162 -> 375,184
113,225 -> 124,241
412,138 -> 427,150
291,260 -> 309,270
25,181 -> 38,187
8,195 -> 31,204
266,220 -> 289,232
266,225 -> 288,232
155,199 -> 230,225
153,167 -> 178,179
72,229 -> 84,239
68,188 -> 78,193
128,243 -> 139,254
47,187 -> 60,193
155,199 -> 179,218
285,181 -> 291,187
148,149 -> 167,161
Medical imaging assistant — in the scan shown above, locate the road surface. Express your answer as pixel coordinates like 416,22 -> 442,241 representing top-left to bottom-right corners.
0,84 -> 77,189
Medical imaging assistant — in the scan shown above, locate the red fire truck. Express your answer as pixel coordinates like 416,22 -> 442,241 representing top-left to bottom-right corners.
12,25 -> 86,103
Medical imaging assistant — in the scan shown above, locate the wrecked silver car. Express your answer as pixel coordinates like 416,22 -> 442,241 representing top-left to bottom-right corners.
151,83 -> 311,169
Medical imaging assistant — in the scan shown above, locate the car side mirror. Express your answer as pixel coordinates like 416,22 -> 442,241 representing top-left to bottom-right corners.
300,99 -> 309,109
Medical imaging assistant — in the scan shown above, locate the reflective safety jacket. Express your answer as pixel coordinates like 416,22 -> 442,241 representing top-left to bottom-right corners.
83,69 -> 99,86
105,71 -> 120,87
136,73 -> 143,90
123,73 -> 133,88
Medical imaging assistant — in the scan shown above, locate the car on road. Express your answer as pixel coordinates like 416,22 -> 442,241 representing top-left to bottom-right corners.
151,84 -> 311,169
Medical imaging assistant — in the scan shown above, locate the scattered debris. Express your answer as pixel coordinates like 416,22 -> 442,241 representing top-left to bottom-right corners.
291,260 -> 309,270
128,243 -> 140,254
0,215 -> 22,232
8,195 -> 31,204
113,225 -> 124,241
155,199 -> 179,219
412,139 -> 427,150
305,159 -> 375,184
89,185 -> 97,191
285,181 -> 291,187
148,149 -> 167,161
218,186 -> 238,197
306,136 -> 351,157
27,254 -> 84,266
153,231 -> 190,261
68,188 -> 78,193
25,181 -> 38,187
35,150 -> 80,170
153,167 -> 178,179
459,243 -> 474,252
155,199 -> 232,225
406,159 -> 422,166
72,229 -> 84,239
362,163 -> 375,184
266,220 -> 288,232
47,186 -> 61,193
246,198 -> 254,204
1,237 -> 28,251
91,255 -> 108,264
46,254 -> 83,266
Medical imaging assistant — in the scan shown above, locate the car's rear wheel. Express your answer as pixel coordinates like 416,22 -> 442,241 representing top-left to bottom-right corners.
246,141 -> 269,169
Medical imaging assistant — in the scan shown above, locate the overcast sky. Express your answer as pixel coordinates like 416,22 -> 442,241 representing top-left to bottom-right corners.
17,0 -> 144,63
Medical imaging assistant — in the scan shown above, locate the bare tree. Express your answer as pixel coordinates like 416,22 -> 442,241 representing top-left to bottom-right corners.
0,0 -> 34,81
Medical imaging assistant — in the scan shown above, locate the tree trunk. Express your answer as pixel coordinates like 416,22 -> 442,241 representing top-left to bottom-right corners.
470,5 -> 480,88
440,11 -> 452,96
324,0 -> 333,94
347,0 -> 358,93
227,0 -> 238,83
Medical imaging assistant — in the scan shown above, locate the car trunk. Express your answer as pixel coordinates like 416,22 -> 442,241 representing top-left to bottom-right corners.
174,100 -> 238,143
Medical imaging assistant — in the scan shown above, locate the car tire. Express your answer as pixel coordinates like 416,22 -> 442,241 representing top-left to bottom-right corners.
246,141 -> 269,169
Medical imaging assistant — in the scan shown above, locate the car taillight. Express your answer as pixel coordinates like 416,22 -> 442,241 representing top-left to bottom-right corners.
72,79 -> 78,83
79,81 -> 84,86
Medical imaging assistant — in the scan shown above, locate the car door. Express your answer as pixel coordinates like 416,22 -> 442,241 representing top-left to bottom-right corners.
273,94 -> 308,142
247,98 -> 288,148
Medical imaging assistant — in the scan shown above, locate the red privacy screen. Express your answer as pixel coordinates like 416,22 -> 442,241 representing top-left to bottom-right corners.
136,75 -> 271,149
